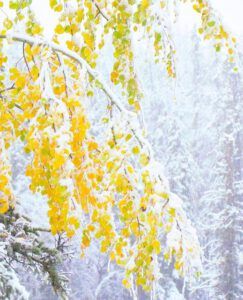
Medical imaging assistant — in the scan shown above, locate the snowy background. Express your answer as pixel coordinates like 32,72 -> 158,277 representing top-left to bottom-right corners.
6,0 -> 243,299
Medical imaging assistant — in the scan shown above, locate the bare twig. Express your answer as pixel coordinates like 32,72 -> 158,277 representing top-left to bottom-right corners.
92,0 -> 109,21
23,42 -> 32,77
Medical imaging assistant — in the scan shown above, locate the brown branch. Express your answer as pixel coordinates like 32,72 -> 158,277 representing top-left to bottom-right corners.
0,83 -> 15,94
109,102 -> 117,144
55,51 -> 68,98
23,42 -> 32,77
0,84 -> 23,111
92,0 -> 108,21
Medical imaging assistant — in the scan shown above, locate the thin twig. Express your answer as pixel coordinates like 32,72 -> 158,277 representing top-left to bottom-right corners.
23,42 -> 32,77
92,0 -> 109,21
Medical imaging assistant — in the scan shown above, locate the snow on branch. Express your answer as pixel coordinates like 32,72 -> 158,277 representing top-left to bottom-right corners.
0,32 -> 153,158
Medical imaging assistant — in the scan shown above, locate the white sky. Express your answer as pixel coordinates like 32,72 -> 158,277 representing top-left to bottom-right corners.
209,0 -> 243,36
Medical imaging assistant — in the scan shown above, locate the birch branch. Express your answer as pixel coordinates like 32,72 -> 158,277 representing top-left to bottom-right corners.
0,33 -> 153,157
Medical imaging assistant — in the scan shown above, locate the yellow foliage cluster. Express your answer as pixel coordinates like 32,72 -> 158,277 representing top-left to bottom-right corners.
190,0 -> 236,60
0,144 -> 13,214
0,0 -> 233,293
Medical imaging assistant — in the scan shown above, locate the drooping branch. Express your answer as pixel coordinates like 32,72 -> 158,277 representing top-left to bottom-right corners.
0,33 -> 153,157
0,33 -> 125,111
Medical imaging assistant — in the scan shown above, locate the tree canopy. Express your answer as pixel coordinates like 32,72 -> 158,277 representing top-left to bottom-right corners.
0,0 -> 237,297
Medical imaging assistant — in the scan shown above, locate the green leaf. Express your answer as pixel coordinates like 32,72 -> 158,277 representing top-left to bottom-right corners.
208,21 -> 215,27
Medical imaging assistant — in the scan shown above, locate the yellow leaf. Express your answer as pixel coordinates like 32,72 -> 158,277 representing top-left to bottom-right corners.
122,278 -> 131,289
152,239 -> 161,254
141,0 -> 149,9
82,33 -> 94,50
228,48 -> 234,55
16,76 -> 26,89
132,146 -> 140,155
69,216 -> 80,229
127,165 -> 134,174
82,234 -> 90,247
174,260 -> 182,271
168,207 -> 176,217
30,65 -> 39,80
76,9 -> 84,22
0,198 -> 9,214
3,18 -> 13,30
32,24 -> 43,35
139,153 -> 149,166
55,24 -> 64,34
52,153 -> 66,169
